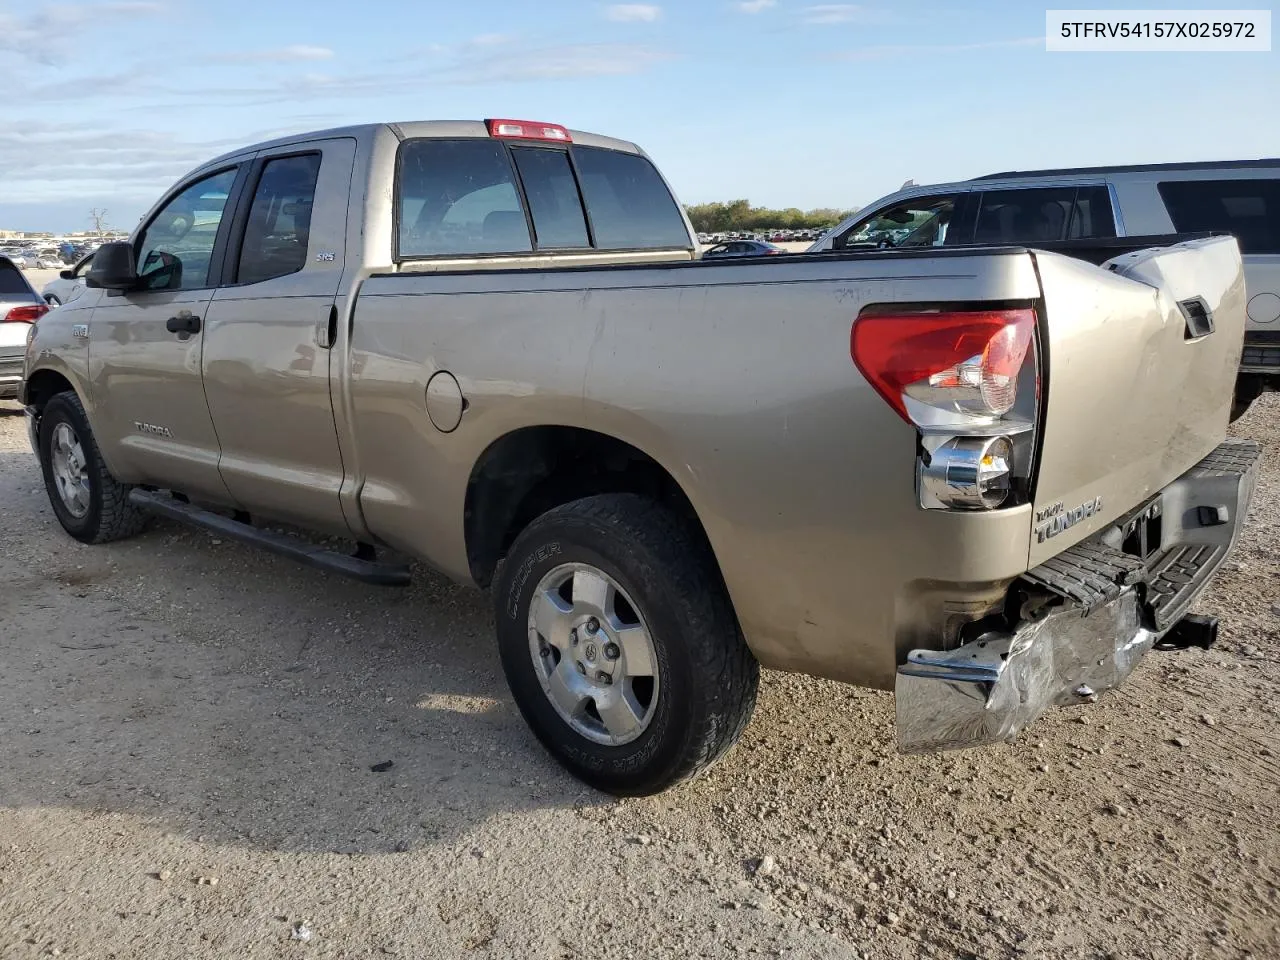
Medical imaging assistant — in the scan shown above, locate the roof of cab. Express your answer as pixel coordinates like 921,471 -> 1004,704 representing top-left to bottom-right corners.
196,120 -> 642,172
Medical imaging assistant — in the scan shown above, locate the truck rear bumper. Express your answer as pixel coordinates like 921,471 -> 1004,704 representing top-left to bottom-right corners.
895,439 -> 1260,754
0,354 -> 22,399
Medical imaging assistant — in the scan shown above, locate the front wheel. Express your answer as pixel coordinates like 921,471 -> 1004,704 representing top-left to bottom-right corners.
38,391 -> 149,544
494,493 -> 759,796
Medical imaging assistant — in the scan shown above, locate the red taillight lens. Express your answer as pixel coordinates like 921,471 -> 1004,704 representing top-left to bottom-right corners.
6,303 -> 49,323
850,308 -> 1035,423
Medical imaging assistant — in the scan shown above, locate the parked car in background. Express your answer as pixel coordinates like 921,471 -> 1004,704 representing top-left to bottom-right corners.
1,256 -> 48,399
41,252 -> 95,305
701,239 -> 785,259
0,248 -> 36,269
808,159 -> 1280,420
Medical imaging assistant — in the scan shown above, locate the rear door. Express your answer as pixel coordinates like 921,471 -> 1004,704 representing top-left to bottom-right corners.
200,138 -> 357,535
89,164 -> 247,500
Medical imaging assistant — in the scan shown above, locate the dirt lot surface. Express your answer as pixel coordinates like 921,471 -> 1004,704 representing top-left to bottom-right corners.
1,396 -> 1277,959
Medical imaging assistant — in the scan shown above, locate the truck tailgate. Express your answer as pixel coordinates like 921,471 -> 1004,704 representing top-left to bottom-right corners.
1028,235 -> 1246,566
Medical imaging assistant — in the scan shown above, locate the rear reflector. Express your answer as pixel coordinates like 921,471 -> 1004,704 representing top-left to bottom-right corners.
486,119 -> 572,142
6,303 -> 49,323
851,307 -> 1036,424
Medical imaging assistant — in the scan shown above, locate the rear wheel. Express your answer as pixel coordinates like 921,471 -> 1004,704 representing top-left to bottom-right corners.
38,391 -> 149,544
494,493 -> 758,796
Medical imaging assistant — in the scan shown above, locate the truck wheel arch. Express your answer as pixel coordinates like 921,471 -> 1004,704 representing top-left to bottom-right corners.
463,426 -> 729,598
23,369 -> 77,415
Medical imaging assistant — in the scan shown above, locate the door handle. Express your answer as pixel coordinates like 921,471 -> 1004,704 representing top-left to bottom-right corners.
166,313 -> 202,336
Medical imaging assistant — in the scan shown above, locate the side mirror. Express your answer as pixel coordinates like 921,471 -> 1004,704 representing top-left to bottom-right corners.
84,242 -> 137,290
59,269 -> 74,280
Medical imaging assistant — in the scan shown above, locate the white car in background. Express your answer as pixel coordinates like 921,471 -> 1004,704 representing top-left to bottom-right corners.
41,252 -> 94,305
1,255 -> 49,400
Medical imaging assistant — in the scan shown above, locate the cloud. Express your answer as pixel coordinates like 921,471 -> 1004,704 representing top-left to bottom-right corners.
606,4 -> 662,22
832,36 -> 1043,59
736,0 -> 777,11
429,42 -> 673,83
130,42 -> 673,103
206,45 -> 335,63
801,4 -> 871,24
0,2 -> 166,64
0,121 -> 250,205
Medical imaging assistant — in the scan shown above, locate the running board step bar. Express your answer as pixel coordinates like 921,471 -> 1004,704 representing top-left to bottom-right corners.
128,489 -> 411,587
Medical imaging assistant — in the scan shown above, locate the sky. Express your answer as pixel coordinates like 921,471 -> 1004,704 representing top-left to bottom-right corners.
1,0 -> 1277,233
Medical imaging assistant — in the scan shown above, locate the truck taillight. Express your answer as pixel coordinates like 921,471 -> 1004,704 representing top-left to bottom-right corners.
486,118 -> 572,142
851,308 -> 1035,423
6,304 -> 49,323
851,307 -> 1040,511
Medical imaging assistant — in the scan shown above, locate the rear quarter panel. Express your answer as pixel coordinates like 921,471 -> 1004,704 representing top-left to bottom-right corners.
350,251 -> 1044,688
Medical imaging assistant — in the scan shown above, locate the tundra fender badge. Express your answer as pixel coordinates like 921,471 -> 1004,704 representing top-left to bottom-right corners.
133,421 -> 173,438
1034,496 -> 1103,543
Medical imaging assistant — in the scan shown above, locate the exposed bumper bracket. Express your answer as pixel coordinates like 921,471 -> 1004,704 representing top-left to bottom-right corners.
895,439 -> 1260,754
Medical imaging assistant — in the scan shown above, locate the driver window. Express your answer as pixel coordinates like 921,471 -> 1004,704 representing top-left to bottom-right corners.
135,167 -> 238,292
835,195 -> 958,249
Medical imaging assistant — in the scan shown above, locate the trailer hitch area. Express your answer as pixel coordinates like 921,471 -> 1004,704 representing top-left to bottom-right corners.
1153,613 -> 1219,652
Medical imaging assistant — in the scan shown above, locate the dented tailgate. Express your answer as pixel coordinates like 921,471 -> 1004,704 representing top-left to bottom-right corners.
1028,236 -> 1247,566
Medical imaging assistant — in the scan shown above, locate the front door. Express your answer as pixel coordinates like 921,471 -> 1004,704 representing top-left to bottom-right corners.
88,164 -> 247,501
200,139 -> 356,535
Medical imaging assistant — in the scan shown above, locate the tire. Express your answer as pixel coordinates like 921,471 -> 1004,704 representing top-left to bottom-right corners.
494,493 -> 759,796
38,391 -> 149,544
45,294 -> 61,306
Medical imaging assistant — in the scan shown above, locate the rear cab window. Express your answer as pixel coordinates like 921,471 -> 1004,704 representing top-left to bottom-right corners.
1157,178 -> 1280,254
396,135 -> 691,261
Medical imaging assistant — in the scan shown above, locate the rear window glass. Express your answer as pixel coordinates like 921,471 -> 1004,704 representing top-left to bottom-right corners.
395,138 -> 690,258
1157,178 -> 1280,254
0,260 -> 37,299
511,147 -> 590,249
571,146 -> 691,250
398,139 -> 532,258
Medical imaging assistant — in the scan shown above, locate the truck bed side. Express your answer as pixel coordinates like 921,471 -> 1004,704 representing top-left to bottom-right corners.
346,249 -> 1046,688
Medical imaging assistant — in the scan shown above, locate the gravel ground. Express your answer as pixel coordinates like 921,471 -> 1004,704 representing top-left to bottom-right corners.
1,395 -> 1277,960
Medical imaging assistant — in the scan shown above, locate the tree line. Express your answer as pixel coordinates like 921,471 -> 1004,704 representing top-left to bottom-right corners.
684,199 -> 859,232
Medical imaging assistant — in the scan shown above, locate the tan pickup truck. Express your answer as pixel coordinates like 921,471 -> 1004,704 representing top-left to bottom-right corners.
19,119 -> 1260,795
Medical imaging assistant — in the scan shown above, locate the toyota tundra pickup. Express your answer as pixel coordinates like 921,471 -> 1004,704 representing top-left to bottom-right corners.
19,119 -> 1260,795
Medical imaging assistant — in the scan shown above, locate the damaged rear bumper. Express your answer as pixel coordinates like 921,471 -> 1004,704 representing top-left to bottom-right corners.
895,439 -> 1260,754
